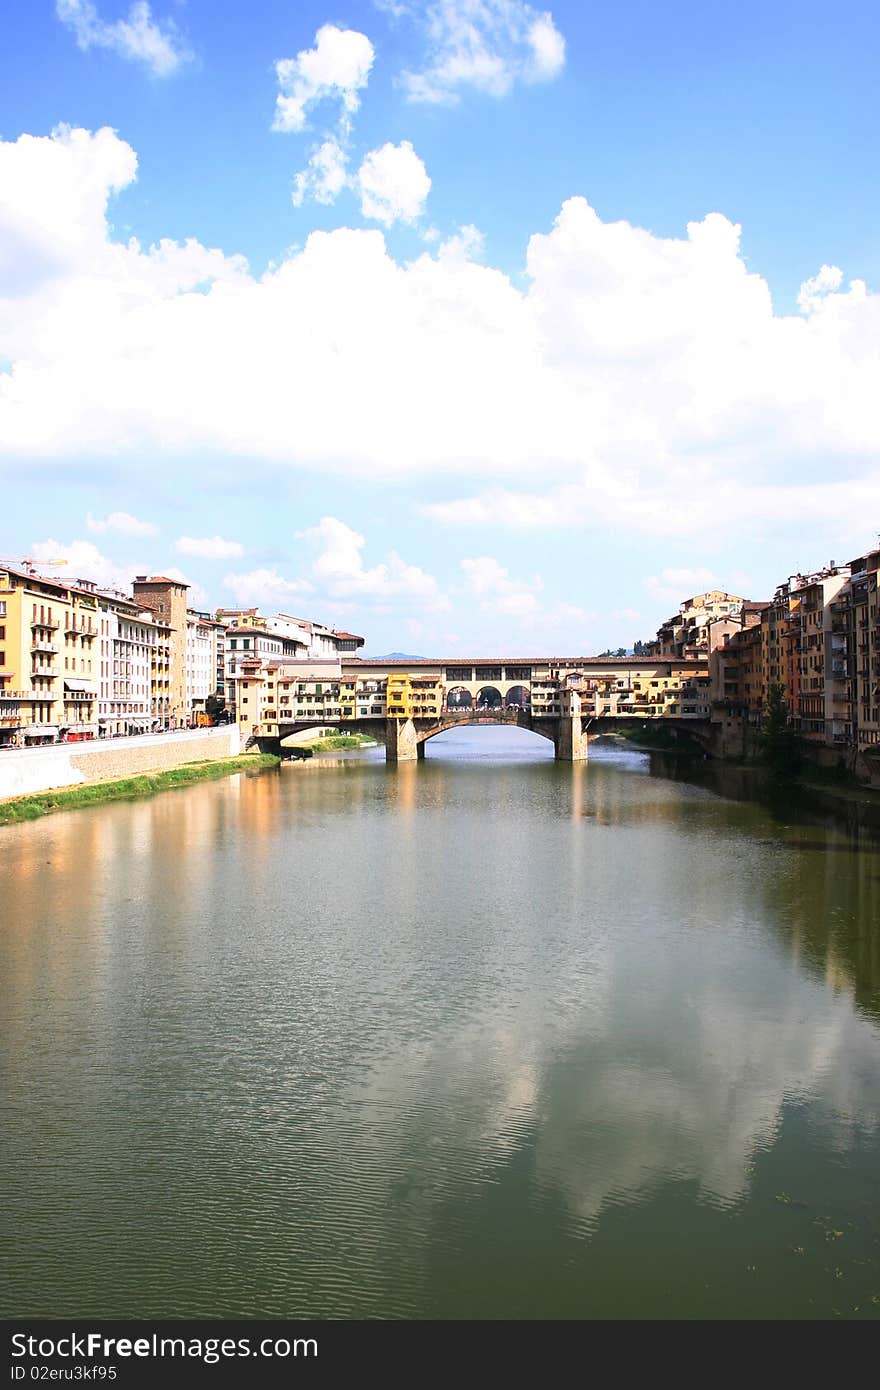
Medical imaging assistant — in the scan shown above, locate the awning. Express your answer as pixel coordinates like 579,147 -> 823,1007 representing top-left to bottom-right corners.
64,680 -> 96,693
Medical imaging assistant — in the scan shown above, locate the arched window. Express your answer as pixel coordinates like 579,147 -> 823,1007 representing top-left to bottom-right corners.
446,686 -> 473,710
505,685 -> 530,709
475,686 -> 503,709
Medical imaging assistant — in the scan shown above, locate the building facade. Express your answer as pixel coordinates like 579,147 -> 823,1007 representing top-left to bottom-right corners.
186,611 -> 221,721
0,566 -> 99,746
132,576 -> 189,727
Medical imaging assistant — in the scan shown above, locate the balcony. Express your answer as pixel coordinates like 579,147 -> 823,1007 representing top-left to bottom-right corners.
30,668 -> 59,679
30,618 -> 60,631
0,690 -> 32,701
31,639 -> 57,654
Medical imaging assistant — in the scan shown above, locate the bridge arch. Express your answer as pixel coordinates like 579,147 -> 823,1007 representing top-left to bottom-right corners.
446,686 -> 472,710
416,713 -> 557,749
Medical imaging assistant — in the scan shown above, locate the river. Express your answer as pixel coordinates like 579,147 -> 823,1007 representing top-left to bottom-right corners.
2,729 -> 879,1319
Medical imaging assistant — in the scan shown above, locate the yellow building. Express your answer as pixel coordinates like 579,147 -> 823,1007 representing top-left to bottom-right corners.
386,673 -> 411,716
0,565 -> 99,746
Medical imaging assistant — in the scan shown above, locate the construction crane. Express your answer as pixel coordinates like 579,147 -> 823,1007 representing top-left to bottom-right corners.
0,557 -> 68,576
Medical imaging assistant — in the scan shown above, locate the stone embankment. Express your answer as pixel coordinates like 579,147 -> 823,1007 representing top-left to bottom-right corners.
0,726 -> 241,801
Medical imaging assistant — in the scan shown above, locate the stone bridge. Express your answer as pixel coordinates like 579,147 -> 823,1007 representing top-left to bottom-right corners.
244,653 -> 713,763
384,707 -> 587,762
268,707 -> 713,763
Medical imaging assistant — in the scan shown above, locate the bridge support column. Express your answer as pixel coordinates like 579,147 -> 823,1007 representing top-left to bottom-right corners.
556,716 -> 588,761
417,741 -> 426,759
385,717 -> 418,763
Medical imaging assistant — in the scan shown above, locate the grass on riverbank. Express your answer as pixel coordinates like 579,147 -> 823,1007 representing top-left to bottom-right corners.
0,753 -> 280,827
306,733 -> 378,752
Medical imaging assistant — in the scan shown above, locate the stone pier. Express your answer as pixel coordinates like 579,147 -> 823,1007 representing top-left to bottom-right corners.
385,717 -> 419,763
555,714 -> 589,761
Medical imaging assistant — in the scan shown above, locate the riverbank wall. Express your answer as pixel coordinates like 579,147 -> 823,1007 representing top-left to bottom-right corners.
0,726 -> 241,801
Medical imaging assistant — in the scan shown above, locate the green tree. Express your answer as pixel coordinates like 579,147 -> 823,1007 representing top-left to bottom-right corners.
761,683 -> 800,778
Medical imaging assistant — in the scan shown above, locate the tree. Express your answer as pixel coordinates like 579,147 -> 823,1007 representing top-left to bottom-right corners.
761,683 -> 800,778
205,691 -> 226,722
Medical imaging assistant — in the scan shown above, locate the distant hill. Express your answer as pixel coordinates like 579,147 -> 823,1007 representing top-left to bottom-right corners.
363,651 -> 429,661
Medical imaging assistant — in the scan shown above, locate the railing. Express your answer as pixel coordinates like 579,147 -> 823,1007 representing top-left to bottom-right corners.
30,618 -> 60,631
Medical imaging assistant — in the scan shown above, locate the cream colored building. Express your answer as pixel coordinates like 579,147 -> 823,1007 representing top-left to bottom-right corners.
0,565 -> 99,746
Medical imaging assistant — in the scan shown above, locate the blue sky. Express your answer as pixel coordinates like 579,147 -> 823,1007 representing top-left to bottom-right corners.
1,1 -> 878,654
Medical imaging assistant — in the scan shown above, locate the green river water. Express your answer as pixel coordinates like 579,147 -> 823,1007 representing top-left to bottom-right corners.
2,729 -> 879,1319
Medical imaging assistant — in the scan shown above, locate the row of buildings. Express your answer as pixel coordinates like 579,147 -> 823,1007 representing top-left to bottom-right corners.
705,545 -> 880,762
0,563 -> 363,748
231,655 -> 713,743
2,542 -> 877,769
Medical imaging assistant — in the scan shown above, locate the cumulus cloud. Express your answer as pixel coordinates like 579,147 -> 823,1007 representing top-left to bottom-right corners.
356,142 -> 431,225
292,138 -> 350,208
29,535 -> 210,605
30,537 -> 143,593
273,24 -> 375,134
461,555 -> 541,617
175,535 -> 244,560
392,0 -> 566,103
86,510 -> 158,536
222,568 -> 314,608
297,516 -> 445,606
2,126 -> 880,559
222,518 -> 443,614
56,0 -> 191,77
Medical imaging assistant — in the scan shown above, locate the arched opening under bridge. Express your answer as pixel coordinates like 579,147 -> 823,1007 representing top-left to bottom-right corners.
504,684 -> 530,710
420,722 -> 556,761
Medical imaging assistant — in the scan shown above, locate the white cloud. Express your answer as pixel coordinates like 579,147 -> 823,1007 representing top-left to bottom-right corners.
273,24 -> 375,134
292,138 -> 350,208
56,0 -> 191,77
797,262 -> 844,313
460,555 -> 541,617
2,126 -> 880,558
527,11 -> 566,79
175,535 -> 244,560
356,141 -> 431,226
86,509 -> 158,536
297,516 -> 445,606
437,223 -> 485,262
394,0 -> 566,104
30,537 -> 141,593
222,568 -> 314,608
29,536 -> 209,606
458,556 -> 594,636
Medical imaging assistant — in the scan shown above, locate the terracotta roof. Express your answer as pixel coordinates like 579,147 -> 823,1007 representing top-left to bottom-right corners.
347,654 -> 707,668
